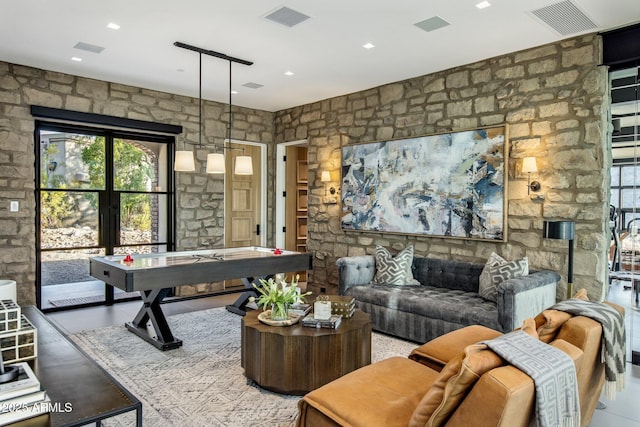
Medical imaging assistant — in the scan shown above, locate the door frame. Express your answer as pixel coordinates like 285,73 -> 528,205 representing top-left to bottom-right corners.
225,139 -> 267,247
275,139 -> 307,249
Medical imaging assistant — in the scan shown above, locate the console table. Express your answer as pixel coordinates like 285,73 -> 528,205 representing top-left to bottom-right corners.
12,307 -> 142,426
241,309 -> 371,395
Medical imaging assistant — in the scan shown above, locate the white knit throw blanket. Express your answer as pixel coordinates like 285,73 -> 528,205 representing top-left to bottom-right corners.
483,331 -> 580,427
550,299 -> 626,400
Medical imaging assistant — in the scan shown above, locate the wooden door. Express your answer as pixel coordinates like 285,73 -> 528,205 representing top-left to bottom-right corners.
225,143 -> 262,249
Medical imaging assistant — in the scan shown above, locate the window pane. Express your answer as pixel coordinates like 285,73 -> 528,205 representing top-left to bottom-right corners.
611,167 -> 620,187
120,194 -> 169,245
621,189 -> 640,209
621,165 -> 640,186
40,191 -> 99,249
114,139 -> 167,192
115,245 -> 167,256
40,249 -> 104,286
611,189 -> 620,207
40,131 -> 105,190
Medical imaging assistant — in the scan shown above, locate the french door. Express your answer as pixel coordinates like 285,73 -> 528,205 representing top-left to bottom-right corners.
35,123 -> 174,310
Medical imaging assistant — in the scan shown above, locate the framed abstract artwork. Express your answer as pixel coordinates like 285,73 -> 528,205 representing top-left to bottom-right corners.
340,125 -> 508,241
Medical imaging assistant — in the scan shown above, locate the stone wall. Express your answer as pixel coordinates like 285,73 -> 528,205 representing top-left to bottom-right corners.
274,34 -> 611,301
0,61 -> 274,304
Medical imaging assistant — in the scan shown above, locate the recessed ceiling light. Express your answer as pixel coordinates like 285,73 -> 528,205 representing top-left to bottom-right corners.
107,22 -> 120,30
362,43 -> 375,49
284,71 -> 294,76
71,57 -> 82,62
231,90 -> 239,95
476,1 -> 491,9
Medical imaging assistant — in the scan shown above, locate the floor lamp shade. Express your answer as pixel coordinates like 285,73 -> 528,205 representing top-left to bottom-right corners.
543,220 -> 576,299
175,150 -> 195,172
543,221 -> 575,240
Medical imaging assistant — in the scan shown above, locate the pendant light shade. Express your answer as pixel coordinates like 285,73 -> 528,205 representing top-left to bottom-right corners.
235,155 -> 253,175
206,152 -> 225,174
175,150 -> 195,172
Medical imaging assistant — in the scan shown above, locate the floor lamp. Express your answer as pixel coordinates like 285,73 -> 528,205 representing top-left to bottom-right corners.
543,220 -> 576,299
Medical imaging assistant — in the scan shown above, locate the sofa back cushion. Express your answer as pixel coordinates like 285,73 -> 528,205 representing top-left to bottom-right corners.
413,257 -> 483,293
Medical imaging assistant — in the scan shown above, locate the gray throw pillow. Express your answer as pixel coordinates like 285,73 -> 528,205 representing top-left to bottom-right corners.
479,252 -> 506,302
372,245 -> 420,286
485,257 -> 529,302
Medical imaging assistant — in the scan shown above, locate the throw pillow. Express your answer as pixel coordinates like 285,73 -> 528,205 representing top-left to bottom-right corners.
483,257 -> 529,302
478,252 -> 506,302
408,343 -> 504,427
535,310 -> 573,343
372,245 -> 420,286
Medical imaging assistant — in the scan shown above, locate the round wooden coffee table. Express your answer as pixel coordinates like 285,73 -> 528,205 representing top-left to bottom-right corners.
241,309 -> 371,395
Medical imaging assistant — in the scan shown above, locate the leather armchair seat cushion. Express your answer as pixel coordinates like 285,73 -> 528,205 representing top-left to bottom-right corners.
298,357 -> 439,427
410,325 -> 503,371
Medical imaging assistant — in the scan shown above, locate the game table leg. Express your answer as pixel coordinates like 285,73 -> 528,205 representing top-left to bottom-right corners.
225,276 -> 270,316
126,288 -> 183,351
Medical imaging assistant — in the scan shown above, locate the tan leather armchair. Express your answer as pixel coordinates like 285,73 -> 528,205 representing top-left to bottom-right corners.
296,303 -> 623,427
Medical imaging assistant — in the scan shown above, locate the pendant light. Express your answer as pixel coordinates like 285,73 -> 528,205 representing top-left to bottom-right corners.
175,147 -> 195,172
173,41 -> 254,174
226,60 -> 253,175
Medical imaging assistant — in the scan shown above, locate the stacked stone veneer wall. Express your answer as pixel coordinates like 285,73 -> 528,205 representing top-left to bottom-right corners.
274,34 -> 611,301
0,61 -> 274,304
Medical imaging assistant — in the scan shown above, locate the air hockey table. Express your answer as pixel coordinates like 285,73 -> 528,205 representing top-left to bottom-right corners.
90,247 -> 312,350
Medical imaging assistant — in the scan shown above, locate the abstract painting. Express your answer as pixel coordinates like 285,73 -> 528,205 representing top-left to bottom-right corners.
341,126 -> 507,241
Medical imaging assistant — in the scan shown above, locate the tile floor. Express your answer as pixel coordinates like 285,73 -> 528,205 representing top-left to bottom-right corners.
45,283 -> 640,426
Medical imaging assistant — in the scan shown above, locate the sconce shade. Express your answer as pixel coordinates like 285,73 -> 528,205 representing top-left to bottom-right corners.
175,150 -> 195,172
321,171 -> 331,182
206,153 -> 225,174
522,157 -> 538,174
543,220 -> 575,240
235,155 -> 253,175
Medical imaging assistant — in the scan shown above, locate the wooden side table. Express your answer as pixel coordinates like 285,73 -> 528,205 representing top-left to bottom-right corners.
241,309 -> 371,395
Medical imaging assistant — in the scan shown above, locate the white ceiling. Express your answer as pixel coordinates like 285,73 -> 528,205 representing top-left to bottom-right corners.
1,0 -> 639,112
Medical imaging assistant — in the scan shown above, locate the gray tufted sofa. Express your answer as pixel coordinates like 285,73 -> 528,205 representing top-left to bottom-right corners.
337,255 -> 560,343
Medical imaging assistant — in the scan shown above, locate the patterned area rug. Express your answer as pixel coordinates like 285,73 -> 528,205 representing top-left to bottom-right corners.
69,307 -> 418,427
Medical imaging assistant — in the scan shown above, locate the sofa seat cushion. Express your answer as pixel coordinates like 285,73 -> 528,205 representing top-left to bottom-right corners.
346,284 -> 500,330
299,356 -> 439,427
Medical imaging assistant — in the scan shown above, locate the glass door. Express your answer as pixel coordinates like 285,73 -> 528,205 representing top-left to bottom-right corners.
36,124 -> 173,310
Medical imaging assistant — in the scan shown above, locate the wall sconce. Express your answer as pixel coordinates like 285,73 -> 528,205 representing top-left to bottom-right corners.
522,157 -> 540,194
321,171 -> 336,196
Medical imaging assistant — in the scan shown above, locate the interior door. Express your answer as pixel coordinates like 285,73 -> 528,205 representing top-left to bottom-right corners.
225,143 -> 262,248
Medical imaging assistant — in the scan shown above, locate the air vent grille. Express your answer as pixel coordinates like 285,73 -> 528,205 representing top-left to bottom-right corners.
414,16 -> 451,33
265,6 -> 310,28
530,0 -> 597,36
243,82 -> 264,89
73,42 -> 105,54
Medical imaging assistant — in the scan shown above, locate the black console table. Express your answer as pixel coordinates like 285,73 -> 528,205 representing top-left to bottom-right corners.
11,306 -> 142,426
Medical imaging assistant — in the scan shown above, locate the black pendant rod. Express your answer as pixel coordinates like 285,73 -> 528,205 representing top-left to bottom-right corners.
199,52 -> 202,148
174,41 -> 253,66
227,60 -> 232,146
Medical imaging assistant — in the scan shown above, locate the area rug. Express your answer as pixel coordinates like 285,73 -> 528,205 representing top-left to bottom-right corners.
69,307 -> 418,427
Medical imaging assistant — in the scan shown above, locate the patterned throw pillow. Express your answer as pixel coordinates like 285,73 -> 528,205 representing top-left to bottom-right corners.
478,252 -> 506,301
372,245 -> 420,286
479,254 -> 528,302
486,257 -> 529,299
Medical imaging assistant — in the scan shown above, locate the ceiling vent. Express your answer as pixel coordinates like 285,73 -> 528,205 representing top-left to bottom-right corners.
530,0 -> 597,36
414,16 -> 451,33
242,82 -> 264,89
264,6 -> 310,28
73,42 -> 105,54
